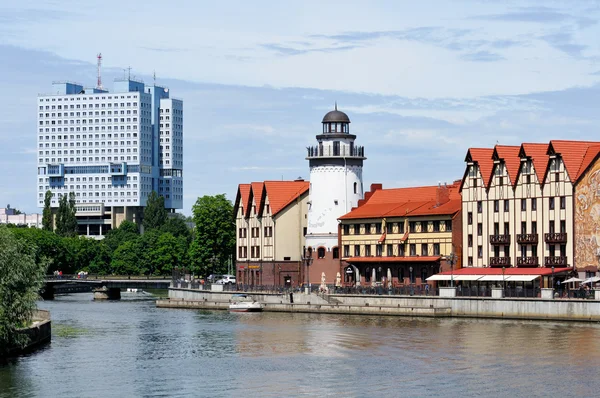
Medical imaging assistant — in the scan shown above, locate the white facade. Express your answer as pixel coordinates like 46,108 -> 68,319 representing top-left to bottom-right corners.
37,79 -> 183,235
306,107 -> 365,250
0,207 -> 42,228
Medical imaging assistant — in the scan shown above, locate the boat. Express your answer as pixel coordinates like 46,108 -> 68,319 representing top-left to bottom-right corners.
229,294 -> 263,312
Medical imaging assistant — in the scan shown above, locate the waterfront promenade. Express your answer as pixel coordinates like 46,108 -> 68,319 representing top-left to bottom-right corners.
160,285 -> 600,322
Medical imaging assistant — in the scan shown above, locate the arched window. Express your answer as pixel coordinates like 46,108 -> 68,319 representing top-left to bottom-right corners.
353,182 -> 357,194
332,247 -> 339,259
317,247 -> 326,259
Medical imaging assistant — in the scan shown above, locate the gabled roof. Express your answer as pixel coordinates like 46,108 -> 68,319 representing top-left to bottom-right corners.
234,184 -> 251,218
462,148 -> 494,190
548,140 -> 600,182
339,183 -> 461,220
263,181 -> 310,216
493,145 -> 520,186
519,143 -> 548,183
575,145 -> 600,183
250,182 -> 264,215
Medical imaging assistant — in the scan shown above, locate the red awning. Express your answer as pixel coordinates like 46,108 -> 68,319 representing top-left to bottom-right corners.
346,256 -> 441,263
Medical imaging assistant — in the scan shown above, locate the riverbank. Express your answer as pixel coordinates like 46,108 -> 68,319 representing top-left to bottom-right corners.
160,287 -> 600,322
2,310 -> 51,358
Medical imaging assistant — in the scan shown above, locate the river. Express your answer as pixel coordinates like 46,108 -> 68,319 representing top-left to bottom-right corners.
1,292 -> 600,397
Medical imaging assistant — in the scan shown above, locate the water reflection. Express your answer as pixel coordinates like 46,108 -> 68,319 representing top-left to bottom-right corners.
1,294 -> 600,397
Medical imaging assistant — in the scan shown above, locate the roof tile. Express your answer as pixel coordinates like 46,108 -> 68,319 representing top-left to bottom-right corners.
263,181 -> 309,216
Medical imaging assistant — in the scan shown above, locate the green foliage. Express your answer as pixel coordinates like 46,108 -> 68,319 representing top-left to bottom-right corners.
143,191 -> 168,231
103,220 -> 139,253
0,226 -> 48,354
55,192 -> 78,237
190,194 -> 235,276
145,232 -> 186,276
111,240 -> 143,275
42,190 -> 53,231
161,214 -> 192,243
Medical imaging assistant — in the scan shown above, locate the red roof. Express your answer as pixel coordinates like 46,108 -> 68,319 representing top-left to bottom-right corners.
576,145 -> 600,183
235,184 -> 251,217
436,267 -> 572,276
339,183 -> 461,220
548,140 -> 600,182
494,145 -> 520,186
263,181 -> 309,216
346,256 -> 441,263
466,148 -> 494,188
250,182 -> 264,216
520,143 -> 548,184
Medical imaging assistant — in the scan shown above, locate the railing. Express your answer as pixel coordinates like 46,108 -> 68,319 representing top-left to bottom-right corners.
45,274 -> 168,281
516,233 -> 538,244
516,256 -> 539,267
544,256 -> 568,267
489,256 -> 511,267
489,234 -> 511,245
545,232 -> 567,243
457,286 -> 540,298
306,145 -> 365,158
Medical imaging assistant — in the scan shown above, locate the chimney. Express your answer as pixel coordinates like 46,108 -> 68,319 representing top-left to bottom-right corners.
436,183 -> 450,207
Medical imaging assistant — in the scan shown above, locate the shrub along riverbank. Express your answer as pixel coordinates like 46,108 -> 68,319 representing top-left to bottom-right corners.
0,226 -> 48,356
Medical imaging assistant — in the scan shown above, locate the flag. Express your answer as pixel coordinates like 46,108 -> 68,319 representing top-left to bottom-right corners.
401,231 -> 410,242
378,231 -> 386,243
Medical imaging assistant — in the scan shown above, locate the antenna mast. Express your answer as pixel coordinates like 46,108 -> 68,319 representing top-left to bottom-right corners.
96,53 -> 103,89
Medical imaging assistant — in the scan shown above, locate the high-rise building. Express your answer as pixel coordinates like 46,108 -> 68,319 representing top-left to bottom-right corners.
37,78 -> 183,237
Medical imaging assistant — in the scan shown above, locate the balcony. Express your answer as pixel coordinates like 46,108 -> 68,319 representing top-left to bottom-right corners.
489,256 -> 511,267
544,256 -> 568,267
516,256 -> 539,267
306,145 -> 365,159
517,233 -> 538,244
490,234 -> 511,245
544,233 -> 567,243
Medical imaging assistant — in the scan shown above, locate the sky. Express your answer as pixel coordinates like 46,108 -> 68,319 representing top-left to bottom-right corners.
2,0 -> 600,215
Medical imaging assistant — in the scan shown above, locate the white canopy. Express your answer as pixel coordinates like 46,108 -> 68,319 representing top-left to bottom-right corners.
581,276 -> 600,284
478,275 -> 507,282
426,274 -> 453,281
563,277 -> 583,283
506,275 -> 540,282
454,275 -> 484,281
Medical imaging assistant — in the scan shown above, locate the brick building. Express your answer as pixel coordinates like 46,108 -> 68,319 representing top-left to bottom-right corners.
234,180 -> 309,286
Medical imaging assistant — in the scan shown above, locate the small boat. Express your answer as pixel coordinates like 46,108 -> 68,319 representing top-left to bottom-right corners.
229,294 -> 263,312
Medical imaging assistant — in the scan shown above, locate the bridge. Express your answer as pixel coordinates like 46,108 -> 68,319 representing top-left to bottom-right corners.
42,275 -> 172,300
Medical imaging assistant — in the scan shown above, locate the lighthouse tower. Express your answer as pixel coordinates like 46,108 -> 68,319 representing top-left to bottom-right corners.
305,105 -> 366,280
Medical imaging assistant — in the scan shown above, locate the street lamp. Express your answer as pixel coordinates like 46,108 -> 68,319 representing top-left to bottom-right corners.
301,246 -> 313,294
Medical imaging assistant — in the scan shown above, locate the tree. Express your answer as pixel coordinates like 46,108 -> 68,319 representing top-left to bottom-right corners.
146,233 -> 186,276
55,193 -> 77,237
0,226 -> 48,354
103,220 -> 139,253
111,240 -> 143,275
190,194 -> 235,276
143,191 -> 167,231
161,214 -> 192,243
42,190 -> 53,231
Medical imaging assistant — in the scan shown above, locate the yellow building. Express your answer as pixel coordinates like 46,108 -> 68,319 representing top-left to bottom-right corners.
339,182 -> 462,286
234,180 -> 309,286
